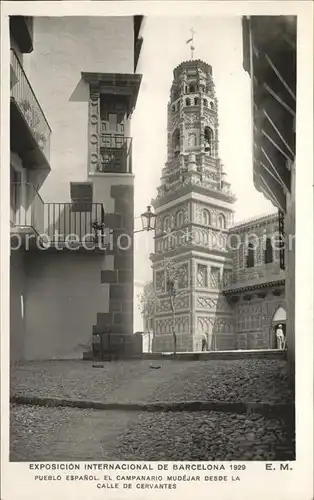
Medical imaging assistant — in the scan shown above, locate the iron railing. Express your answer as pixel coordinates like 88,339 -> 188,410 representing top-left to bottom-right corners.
10,182 -> 45,235
95,133 -> 132,174
10,49 -> 51,159
44,202 -> 105,244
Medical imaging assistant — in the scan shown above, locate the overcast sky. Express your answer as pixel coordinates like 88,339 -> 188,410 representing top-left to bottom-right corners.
132,16 -> 274,289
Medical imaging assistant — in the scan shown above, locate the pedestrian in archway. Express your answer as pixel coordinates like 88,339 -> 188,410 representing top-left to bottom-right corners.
276,324 -> 285,350
201,332 -> 208,352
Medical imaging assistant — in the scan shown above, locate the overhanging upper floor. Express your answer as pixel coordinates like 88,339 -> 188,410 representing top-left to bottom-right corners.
10,49 -> 52,171
242,16 -> 296,213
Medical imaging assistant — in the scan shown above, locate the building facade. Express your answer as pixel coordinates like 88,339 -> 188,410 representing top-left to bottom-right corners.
151,58 -> 286,352
10,15 -> 144,361
242,16 -> 296,370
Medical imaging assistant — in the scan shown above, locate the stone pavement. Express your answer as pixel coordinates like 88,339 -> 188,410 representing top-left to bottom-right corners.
10,358 -> 295,461
11,358 -> 293,404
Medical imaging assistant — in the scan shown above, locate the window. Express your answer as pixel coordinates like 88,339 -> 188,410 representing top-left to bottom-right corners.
163,216 -> 170,233
264,237 -> 273,264
189,84 -> 195,93
197,264 -> 208,287
176,210 -> 184,227
210,101 -> 214,110
108,113 -> 117,130
202,209 -> 211,226
210,267 -> 221,288
172,129 -> 180,157
177,264 -> 188,289
70,182 -> 93,212
204,127 -> 214,156
186,98 -> 191,106
194,97 -> 199,106
203,99 -> 208,107
217,213 -> 226,229
172,104 -> 176,112
246,243 -> 255,268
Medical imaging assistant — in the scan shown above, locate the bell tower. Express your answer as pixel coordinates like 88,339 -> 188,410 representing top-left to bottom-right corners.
151,58 -> 236,353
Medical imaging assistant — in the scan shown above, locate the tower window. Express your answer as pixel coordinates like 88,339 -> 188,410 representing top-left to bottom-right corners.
172,104 -> 176,112
264,237 -> 273,264
172,128 -> 180,157
189,84 -> 195,93
203,99 -> 208,107
197,264 -> 208,288
246,243 -> 255,268
204,127 -> 214,156
163,216 -> 170,233
210,101 -> 214,110
217,213 -> 226,229
202,209 -> 211,226
194,97 -> 199,106
186,98 -> 191,106
210,267 -> 221,288
176,210 -> 184,227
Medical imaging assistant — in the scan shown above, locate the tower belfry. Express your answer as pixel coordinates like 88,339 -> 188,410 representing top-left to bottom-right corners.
151,58 -> 236,353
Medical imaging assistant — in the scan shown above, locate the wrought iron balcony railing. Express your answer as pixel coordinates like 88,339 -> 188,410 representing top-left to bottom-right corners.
10,49 -> 51,160
94,133 -> 132,174
44,202 -> 105,245
10,182 -> 44,235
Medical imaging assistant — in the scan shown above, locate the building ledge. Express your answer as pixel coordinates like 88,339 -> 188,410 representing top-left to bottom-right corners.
88,172 -> 135,179
81,72 -> 142,117
223,278 -> 285,295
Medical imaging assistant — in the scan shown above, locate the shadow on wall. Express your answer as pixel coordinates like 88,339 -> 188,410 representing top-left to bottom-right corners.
69,78 -> 89,102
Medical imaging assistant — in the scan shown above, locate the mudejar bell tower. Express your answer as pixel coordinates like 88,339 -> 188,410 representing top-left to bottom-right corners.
151,57 -> 236,352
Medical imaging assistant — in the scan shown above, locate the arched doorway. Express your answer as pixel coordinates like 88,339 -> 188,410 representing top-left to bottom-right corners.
270,306 -> 287,348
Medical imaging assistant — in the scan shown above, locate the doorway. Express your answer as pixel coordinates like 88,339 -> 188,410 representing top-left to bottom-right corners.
270,306 -> 287,349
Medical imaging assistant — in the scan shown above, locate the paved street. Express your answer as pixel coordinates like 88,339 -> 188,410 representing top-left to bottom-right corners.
10,359 -> 295,461
11,358 -> 293,404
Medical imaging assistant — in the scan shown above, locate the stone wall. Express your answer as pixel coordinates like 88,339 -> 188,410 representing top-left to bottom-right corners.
95,184 -> 135,355
230,214 -> 283,286
285,165 -> 295,373
233,285 -> 285,349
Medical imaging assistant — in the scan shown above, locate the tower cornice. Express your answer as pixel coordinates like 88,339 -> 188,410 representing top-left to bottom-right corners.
173,59 -> 213,78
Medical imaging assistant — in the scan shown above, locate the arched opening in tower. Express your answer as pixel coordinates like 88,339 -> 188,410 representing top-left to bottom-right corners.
204,126 -> 214,156
172,128 -> 180,157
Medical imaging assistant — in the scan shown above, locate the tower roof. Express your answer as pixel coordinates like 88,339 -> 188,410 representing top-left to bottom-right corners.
173,59 -> 213,79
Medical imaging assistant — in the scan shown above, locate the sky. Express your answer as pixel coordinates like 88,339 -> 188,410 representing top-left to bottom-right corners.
132,16 -> 274,292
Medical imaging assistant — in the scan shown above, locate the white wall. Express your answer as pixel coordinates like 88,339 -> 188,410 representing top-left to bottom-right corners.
24,251 -> 108,359
24,16 -> 135,202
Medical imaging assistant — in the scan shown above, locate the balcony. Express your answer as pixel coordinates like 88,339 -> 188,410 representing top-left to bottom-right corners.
44,202 -> 106,249
10,49 -> 51,170
10,186 -> 107,251
93,134 -> 132,174
10,182 -> 44,237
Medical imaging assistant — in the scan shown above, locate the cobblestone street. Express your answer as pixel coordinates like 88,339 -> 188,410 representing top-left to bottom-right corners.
10,358 -> 295,461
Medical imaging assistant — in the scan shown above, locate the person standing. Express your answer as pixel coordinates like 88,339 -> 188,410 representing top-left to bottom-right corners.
276,324 -> 285,350
201,332 -> 208,352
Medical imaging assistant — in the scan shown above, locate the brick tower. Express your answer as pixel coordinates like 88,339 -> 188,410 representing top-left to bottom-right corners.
151,58 -> 236,352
